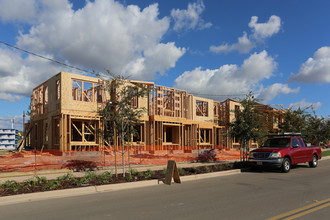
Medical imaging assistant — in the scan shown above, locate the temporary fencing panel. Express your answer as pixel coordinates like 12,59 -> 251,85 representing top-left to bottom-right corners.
0,146 -> 240,173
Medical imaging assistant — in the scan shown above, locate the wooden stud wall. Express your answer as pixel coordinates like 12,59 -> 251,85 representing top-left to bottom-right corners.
27,72 -> 250,151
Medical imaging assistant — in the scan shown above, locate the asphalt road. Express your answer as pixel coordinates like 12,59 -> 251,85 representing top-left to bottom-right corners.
1,159 -> 330,220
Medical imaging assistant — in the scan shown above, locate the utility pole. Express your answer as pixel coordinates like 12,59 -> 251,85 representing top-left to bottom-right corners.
23,111 -> 26,135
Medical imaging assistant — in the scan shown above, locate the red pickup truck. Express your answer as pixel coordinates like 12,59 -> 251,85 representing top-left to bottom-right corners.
248,134 -> 322,173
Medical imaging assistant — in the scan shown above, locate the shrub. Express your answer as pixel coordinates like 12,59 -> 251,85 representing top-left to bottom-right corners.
78,172 -> 98,185
204,166 -> 210,173
214,164 -> 222,171
198,149 -> 217,162
125,174 -> 133,181
83,172 -> 98,183
130,168 -> 139,176
2,180 -> 23,192
60,173 -> 76,182
42,179 -> 61,191
143,169 -> 155,179
35,176 -> 47,184
191,166 -> 198,173
162,168 -> 167,175
95,172 -> 112,184
225,163 -> 233,169
24,178 -> 38,188
178,168 -> 185,176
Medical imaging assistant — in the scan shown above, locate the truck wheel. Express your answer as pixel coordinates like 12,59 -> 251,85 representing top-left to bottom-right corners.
281,158 -> 291,173
309,155 -> 318,168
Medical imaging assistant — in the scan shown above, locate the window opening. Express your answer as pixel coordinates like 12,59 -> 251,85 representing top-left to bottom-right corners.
44,86 -> 48,104
130,87 -> 139,108
200,129 -> 211,143
53,118 -> 60,145
83,82 -> 93,102
132,124 -> 142,142
56,80 -> 61,100
84,121 -> 95,142
45,123 -> 48,142
34,124 -> 38,142
196,100 -> 208,117
71,121 -> 82,141
72,80 -> 82,101
95,85 -> 104,103
165,127 -> 172,143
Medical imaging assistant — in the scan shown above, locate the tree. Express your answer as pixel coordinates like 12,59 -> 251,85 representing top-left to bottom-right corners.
97,70 -> 149,176
229,92 -> 266,161
279,107 -> 330,146
304,112 -> 330,145
278,107 -> 309,133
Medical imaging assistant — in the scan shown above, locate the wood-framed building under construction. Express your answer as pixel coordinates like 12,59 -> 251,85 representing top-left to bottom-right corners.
24,72 -> 282,151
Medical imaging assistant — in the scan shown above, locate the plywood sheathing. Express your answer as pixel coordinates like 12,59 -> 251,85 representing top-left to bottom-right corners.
27,72 -> 105,151
27,72 -> 279,152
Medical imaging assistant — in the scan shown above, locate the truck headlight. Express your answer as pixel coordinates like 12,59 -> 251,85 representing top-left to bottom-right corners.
269,152 -> 282,158
249,152 -> 254,158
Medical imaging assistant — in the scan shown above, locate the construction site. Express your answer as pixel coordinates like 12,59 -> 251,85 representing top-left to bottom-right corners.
0,72 -> 284,172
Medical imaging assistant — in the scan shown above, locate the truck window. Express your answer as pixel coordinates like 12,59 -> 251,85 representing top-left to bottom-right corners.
292,138 -> 300,148
297,138 -> 305,148
263,138 -> 290,148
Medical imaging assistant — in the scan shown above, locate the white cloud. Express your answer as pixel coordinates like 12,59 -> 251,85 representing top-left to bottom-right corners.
210,15 -> 281,54
249,15 -> 281,40
256,83 -> 300,103
0,46 -> 75,98
288,46 -> 330,83
171,0 -> 212,32
0,0 -> 70,24
289,99 -> 322,110
174,50 -> 285,101
0,92 -> 22,102
240,50 -> 277,82
210,32 -> 254,54
0,0 -> 38,23
123,42 -> 185,79
0,0 -> 185,98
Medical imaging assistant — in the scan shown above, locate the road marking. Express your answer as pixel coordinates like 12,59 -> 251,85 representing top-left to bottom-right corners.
267,198 -> 330,220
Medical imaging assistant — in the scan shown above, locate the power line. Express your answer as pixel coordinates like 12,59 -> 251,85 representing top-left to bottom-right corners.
0,40 -> 94,75
0,40 -> 250,98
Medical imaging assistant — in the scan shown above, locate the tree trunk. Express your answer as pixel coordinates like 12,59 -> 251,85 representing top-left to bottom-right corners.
244,140 -> 247,161
122,121 -> 125,177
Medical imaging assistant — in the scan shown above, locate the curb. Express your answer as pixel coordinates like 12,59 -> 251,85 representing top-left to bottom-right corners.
321,156 -> 330,160
0,169 -> 241,206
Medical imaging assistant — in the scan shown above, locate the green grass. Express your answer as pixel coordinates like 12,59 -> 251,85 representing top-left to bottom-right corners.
322,150 -> 330,157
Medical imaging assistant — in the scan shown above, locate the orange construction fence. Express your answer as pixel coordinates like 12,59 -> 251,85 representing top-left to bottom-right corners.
0,145 -> 241,173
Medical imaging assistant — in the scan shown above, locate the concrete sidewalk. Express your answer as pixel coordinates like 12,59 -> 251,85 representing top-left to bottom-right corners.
0,160 -> 237,184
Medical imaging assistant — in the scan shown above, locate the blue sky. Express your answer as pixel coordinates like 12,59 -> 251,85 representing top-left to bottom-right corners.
0,0 -> 330,130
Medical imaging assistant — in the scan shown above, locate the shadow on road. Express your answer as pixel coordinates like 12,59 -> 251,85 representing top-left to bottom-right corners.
241,164 -> 311,173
